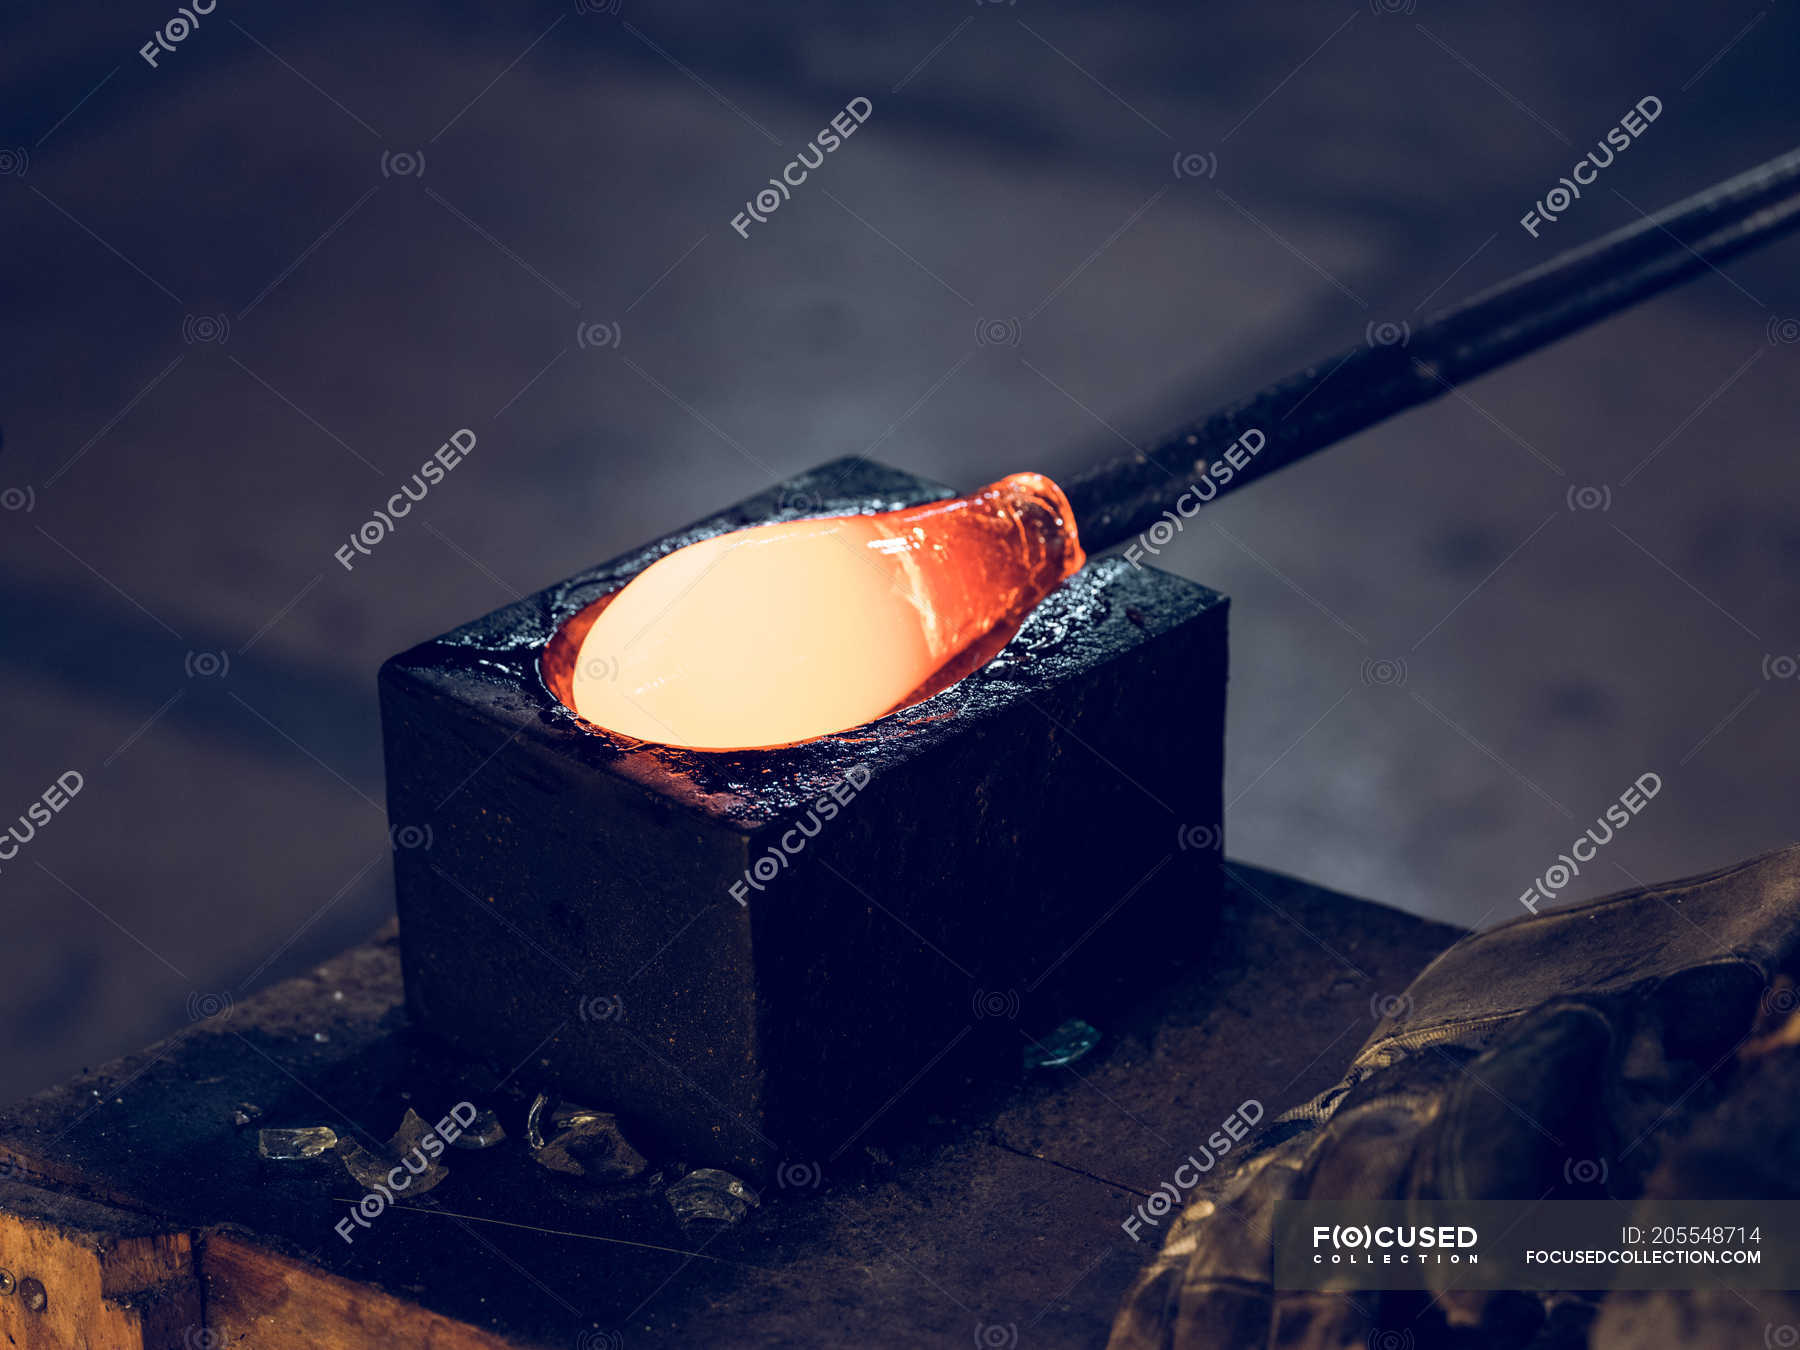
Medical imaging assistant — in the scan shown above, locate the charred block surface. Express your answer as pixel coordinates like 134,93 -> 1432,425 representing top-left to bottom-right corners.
0,877 -> 1462,1349
379,457 -> 1228,1178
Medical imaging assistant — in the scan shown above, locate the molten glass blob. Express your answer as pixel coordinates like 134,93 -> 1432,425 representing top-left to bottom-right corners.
571,473 -> 1085,750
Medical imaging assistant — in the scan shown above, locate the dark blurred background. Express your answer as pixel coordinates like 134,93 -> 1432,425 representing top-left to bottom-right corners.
3,0 -> 1797,1106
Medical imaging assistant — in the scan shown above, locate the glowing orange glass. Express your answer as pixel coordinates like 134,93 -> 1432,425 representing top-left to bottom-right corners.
569,473 -> 1084,750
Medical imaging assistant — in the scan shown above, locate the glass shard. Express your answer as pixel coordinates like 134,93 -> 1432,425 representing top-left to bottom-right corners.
451,1106 -> 506,1150
666,1168 -> 761,1229
257,1125 -> 338,1160
337,1108 -> 451,1198
1024,1019 -> 1101,1069
525,1092 -> 647,1181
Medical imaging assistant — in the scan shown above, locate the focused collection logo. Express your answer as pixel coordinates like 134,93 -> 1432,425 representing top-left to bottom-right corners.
1311,1224 -> 1481,1266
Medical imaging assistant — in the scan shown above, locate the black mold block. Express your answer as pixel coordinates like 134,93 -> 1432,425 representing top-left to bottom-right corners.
379,457 -> 1228,1179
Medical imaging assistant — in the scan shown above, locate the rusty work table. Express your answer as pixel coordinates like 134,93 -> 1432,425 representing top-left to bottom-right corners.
0,865 -> 1459,1349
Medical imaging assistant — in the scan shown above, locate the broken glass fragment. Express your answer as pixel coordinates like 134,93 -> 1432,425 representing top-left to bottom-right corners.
666,1168 -> 761,1229
337,1108 -> 450,1198
257,1126 -> 337,1160
451,1106 -> 506,1150
1024,1019 -> 1101,1069
525,1092 -> 646,1180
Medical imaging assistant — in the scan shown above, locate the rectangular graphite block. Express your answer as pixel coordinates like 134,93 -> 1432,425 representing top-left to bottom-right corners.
379,457 -> 1228,1180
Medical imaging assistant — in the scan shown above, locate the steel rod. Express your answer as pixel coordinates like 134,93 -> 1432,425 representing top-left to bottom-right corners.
1065,145 -> 1800,555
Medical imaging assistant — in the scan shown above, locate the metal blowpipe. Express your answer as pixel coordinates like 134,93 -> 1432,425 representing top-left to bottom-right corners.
1066,144 -> 1800,552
